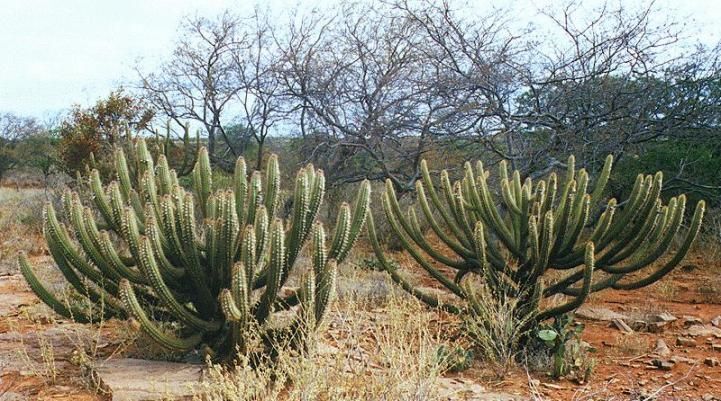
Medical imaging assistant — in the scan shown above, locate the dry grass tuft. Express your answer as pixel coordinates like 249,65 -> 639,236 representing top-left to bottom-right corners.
196,290 -> 451,401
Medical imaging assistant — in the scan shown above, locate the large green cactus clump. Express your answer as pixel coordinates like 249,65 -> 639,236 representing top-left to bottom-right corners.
19,139 -> 370,359
368,155 -> 704,323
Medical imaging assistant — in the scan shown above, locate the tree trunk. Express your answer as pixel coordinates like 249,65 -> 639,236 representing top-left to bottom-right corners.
255,137 -> 265,171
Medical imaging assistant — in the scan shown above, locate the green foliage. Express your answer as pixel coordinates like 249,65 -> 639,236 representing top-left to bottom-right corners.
610,139 -> 721,207
0,113 -> 45,180
534,314 -> 590,380
58,90 -> 154,177
19,139 -> 371,361
368,154 -> 705,327
435,345 -> 474,373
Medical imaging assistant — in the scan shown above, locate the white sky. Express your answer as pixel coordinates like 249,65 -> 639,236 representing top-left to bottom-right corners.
0,0 -> 719,119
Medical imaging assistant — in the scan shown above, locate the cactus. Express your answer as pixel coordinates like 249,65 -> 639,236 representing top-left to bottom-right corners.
368,155 -> 704,324
19,139 -> 370,360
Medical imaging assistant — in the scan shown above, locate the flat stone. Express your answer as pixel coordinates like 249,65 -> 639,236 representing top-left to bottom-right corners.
683,316 -> 704,327
575,306 -> 629,322
670,355 -> 697,364
651,359 -> 675,371
711,316 -> 721,327
647,321 -> 668,333
631,320 -> 648,332
436,377 -> 526,400
610,318 -> 634,333
654,339 -> 671,357
704,357 -> 720,367
92,358 -> 202,401
653,312 -> 678,323
0,275 -> 37,316
676,337 -> 697,347
683,325 -> 721,338
712,344 -> 721,352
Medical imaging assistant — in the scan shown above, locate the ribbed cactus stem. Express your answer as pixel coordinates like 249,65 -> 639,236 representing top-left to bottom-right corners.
369,153 -> 705,326
20,145 -> 370,361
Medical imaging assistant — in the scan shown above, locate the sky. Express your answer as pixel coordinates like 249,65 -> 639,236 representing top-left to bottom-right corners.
0,0 -> 719,120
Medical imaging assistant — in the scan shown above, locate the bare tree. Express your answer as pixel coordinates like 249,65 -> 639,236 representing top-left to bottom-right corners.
230,10 -> 286,170
138,12 -> 241,159
0,113 -> 43,181
277,2 -> 512,191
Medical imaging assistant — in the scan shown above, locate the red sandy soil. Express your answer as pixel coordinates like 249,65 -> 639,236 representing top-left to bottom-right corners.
2,253 -> 720,400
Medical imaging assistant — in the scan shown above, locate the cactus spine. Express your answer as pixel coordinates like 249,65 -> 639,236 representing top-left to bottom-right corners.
20,140 -> 370,360
368,155 -> 705,323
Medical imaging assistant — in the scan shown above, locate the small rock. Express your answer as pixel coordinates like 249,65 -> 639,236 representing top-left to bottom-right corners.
705,357 -> 720,367
702,394 -> 714,401
611,318 -> 634,333
676,337 -> 697,347
647,321 -> 668,333
575,306 -> 629,322
653,312 -> 678,323
670,355 -> 697,364
654,339 -> 671,356
683,325 -> 721,338
652,359 -> 675,371
631,320 -> 649,332
92,358 -> 202,401
712,316 -> 721,327
683,316 -> 704,327
680,264 -> 697,272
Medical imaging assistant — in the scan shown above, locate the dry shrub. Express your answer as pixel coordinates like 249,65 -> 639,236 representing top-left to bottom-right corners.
463,281 -> 536,379
196,294 -> 449,401
613,333 -> 649,357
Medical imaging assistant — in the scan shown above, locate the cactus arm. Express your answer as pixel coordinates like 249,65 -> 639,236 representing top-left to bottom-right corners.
193,147 -> 212,217
328,203 -> 351,261
588,155 -> 613,206
305,169 -> 325,232
119,280 -> 202,351
416,181 -> 474,259
114,147 -> 133,202
137,236 -> 219,331
314,259 -> 337,323
263,154 -> 280,220
97,230 -> 146,284
285,170 -> 310,268
536,243 -> 595,321
331,180 -> 370,263
177,193 -> 216,316
602,196 -> 685,274
45,204 -> 120,295
234,157 -> 248,225
255,219 -> 285,323
298,271 -> 318,337
366,213 -> 462,314
156,155 -> 174,196
18,254 -> 91,323
558,194 -> 590,254
144,211 -> 185,284
220,289 -> 244,322
245,172 -> 263,228
381,192 -> 465,299
68,195 -> 123,285
405,207 -> 475,270
471,162 -> 518,255
420,160 -> 472,249
612,200 -> 704,290
90,170 -> 118,230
